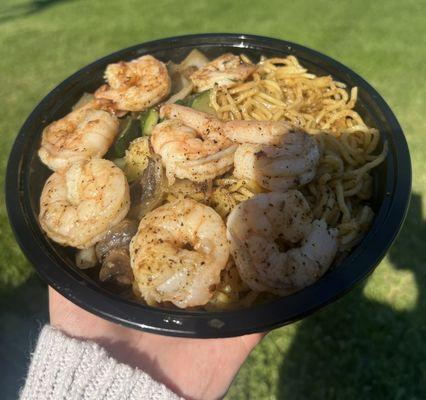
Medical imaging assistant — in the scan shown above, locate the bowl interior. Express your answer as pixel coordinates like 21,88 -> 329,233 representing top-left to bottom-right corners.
7,34 -> 410,337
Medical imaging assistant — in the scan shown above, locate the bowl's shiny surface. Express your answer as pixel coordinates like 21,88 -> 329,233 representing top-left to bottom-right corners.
6,34 -> 411,338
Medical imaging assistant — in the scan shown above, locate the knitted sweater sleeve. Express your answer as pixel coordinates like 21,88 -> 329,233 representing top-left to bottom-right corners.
20,325 -> 183,400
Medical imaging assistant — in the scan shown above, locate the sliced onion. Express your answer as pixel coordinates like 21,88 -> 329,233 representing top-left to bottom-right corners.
165,50 -> 210,104
166,81 -> 194,104
95,219 -> 138,261
178,49 -> 210,72
167,61 -> 187,94
129,155 -> 167,220
166,61 -> 193,103
99,247 -> 133,286
75,246 -> 97,269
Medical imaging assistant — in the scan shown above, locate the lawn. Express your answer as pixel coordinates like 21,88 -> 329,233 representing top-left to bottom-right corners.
0,0 -> 425,398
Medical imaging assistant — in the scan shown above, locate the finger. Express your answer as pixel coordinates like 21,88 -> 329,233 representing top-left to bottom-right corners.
49,286 -> 105,333
48,286 -> 81,319
240,331 -> 267,350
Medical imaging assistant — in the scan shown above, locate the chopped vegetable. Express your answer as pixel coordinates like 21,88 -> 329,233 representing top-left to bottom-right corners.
112,157 -> 126,170
140,108 -> 159,136
165,50 -> 210,106
167,50 -> 209,92
96,219 -> 137,286
75,247 -> 97,269
124,136 -> 151,181
190,90 -> 216,115
95,219 -> 138,261
173,90 -> 216,114
167,61 -> 189,95
166,61 -> 194,104
166,81 -> 194,104
114,116 -> 142,158
178,49 -> 210,78
99,247 -> 133,286
128,155 -> 167,220
174,97 -> 192,107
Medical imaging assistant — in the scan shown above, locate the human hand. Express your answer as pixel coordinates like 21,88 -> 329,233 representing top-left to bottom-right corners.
49,287 -> 264,400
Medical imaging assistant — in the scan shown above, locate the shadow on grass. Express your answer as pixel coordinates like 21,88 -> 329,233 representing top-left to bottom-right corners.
0,273 -> 48,400
0,0 -> 73,24
276,192 -> 426,399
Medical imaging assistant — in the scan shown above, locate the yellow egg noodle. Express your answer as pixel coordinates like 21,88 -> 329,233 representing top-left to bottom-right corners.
196,55 -> 387,309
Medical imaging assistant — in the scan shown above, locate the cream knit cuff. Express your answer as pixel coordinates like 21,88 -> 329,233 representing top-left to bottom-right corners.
20,325 -> 182,400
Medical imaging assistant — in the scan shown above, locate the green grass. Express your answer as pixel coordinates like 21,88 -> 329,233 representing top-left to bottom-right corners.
0,0 -> 425,398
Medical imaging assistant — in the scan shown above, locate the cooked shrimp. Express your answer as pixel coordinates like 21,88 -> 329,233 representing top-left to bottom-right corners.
160,103 -> 229,146
130,198 -> 229,308
223,120 -> 296,146
39,159 -> 130,249
95,55 -> 171,112
233,131 -> 321,191
190,53 -> 256,92
75,96 -> 128,118
152,104 -> 237,183
162,103 -> 295,145
226,191 -> 338,295
38,106 -> 119,171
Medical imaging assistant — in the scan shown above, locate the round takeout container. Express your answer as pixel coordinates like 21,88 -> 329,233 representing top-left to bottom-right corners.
6,34 -> 411,338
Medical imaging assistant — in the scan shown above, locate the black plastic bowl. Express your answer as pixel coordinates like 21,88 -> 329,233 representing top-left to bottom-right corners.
6,34 -> 411,338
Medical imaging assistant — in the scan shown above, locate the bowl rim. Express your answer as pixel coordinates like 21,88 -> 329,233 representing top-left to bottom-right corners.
6,33 -> 411,338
